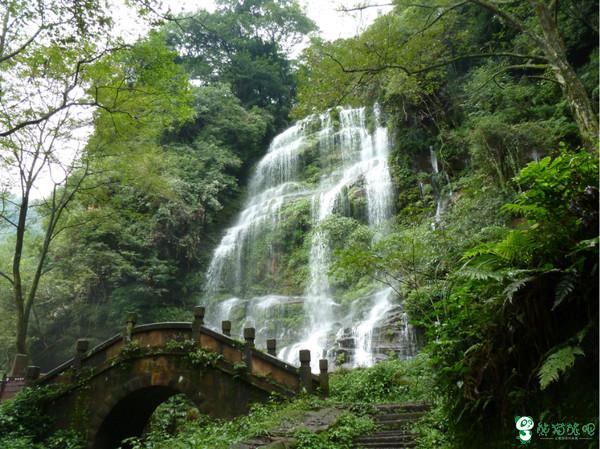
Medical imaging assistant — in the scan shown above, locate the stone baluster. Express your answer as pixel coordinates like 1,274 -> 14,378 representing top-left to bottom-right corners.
124,312 -> 137,343
243,327 -> 255,372
319,359 -> 329,398
221,320 -> 232,337
243,327 -> 255,348
299,349 -> 313,394
73,338 -> 90,371
266,339 -> 277,356
192,306 -> 205,343
9,353 -> 28,377
25,366 -> 41,385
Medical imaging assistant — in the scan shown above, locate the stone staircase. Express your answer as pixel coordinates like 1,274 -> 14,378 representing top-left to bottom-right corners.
353,403 -> 429,449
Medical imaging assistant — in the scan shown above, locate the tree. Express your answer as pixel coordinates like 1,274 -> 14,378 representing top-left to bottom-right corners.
0,111 -> 90,355
297,0 -> 597,146
0,26 -> 193,356
468,0 -> 598,147
0,0 -> 114,138
165,0 -> 315,128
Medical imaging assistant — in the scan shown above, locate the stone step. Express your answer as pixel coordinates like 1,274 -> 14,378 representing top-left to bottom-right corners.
368,427 -> 412,435
374,402 -> 430,413
355,433 -> 415,443
375,412 -> 426,421
352,403 -> 428,449
353,441 -> 417,449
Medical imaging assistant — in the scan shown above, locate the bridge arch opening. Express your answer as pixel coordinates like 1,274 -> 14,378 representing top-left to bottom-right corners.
93,385 -> 193,449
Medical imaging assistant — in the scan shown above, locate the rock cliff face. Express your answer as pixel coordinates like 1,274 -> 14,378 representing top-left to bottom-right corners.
203,105 -> 424,371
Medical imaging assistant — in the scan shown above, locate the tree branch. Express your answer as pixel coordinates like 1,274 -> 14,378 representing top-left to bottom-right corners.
467,0 -> 546,48
324,50 -> 547,76
0,26 -> 44,64
337,2 -> 395,13
0,270 -> 14,285
0,45 -> 129,138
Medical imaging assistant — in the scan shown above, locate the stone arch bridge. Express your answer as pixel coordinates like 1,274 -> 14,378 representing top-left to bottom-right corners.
18,307 -> 327,449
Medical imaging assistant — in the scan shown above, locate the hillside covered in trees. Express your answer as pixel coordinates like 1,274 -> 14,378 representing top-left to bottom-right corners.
0,1 -> 597,448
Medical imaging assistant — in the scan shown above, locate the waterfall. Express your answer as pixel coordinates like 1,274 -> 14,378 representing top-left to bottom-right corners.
430,146 -> 439,174
352,287 -> 394,366
430,146 -> 450,227
204,105 -> 418,371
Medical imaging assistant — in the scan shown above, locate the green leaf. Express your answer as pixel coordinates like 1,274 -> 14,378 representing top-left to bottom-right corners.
538,345 -> 584,390
552,273 -> 577,310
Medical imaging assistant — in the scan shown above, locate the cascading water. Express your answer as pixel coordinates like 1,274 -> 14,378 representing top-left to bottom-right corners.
204,105 -> 418,371
430,146 -> 452,227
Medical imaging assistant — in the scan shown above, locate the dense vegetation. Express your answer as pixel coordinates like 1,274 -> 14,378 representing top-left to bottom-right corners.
293,1 -> 598,447
0,0 -> 314,369
0,0 -> 597,448
0,356 -> 432,449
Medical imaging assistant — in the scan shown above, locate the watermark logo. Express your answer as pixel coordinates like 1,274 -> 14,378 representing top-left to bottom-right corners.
515,416 -> 535,444
514,415 -> 597,444
537,421 -> 596,441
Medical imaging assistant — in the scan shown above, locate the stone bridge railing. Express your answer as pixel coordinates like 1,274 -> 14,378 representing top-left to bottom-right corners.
2,307 -> 332,448
3,306 -> 329,400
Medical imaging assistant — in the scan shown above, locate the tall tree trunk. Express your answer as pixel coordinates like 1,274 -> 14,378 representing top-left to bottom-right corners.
531,1 -> 598,148
13,190 -> 29,355
470,0 -> 598,148
15,305 -> 28,354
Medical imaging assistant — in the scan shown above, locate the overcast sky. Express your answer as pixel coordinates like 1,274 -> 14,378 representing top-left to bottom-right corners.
114,0 -> 393,45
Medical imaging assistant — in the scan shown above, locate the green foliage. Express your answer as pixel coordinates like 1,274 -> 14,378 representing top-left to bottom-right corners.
122,396 -> 328,449
232,361 -> 248,377
330,354 -> 434,404
538,345 -> 584,390
165,0 -> 315,128
118,341 -> 146,359
413,403 -> 452,449
186,348 -> 223,368
331,144 -> 597,448
144,394 -> 197,439
294,412 -> 376,449
429,149 -> 598,446
0,385 -> 84,449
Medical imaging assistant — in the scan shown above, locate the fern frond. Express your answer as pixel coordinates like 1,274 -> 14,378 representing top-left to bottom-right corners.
458,254 -> 507,281
503,275 -> 536,302
538,346 -> 584,390
462,243 -> 496,260
552,273 -> 577,311
572,236 -> 599,254
493,231 -> 535,265
501,203 -> 548,220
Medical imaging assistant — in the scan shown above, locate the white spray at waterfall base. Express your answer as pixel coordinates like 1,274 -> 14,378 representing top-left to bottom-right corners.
203,105 -> 418,372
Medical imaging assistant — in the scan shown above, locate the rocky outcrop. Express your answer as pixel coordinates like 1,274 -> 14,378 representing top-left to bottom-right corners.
329,304 -> 423,369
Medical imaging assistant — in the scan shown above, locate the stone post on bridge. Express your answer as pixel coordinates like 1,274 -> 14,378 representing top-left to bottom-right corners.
73,339 -> 90,372
299,349 -> 312,393
266,339 -> 277,356
124,312 -> 137,343
25,366 -> 41,386
243,327 -> 255,372
192,306 -> 205,343
9,353 -> 28,377
243,327 -> 255,348
221,320 -> 232,337
319,359 -> 329,398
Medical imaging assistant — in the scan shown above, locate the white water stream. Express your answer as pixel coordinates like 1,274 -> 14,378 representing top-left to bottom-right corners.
204,106 -> 417,371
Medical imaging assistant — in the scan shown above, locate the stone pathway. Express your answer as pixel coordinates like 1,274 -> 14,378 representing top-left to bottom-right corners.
229,407 -> 343,449
229,402 -> 429,449
353,403 -> 429,449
